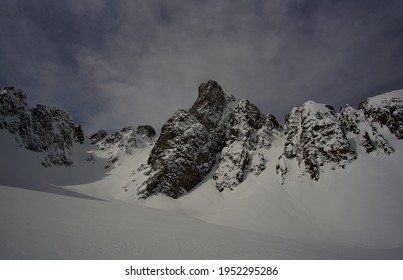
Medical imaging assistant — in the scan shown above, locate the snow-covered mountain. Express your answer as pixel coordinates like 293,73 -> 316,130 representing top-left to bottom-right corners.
132,80 -> 282,199
90,125 -> 156,169
277,101 -> 356,182
0,83 -> 402,259
0,87 -> 84,167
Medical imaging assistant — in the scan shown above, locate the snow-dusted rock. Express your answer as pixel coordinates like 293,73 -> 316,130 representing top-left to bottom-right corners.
359,90 -> 403,140
214,99 -> 281,191
339,105 -> 394,154
278,101 -> 356,181
0,87 -> 84,167
94,125 -> 156,169
189,80 -> 236,151
214,141 -> 249,191
89,129 -> 108,144
138,110 -> 216,198
0,87 -> 29,134
137,81 -> 281,198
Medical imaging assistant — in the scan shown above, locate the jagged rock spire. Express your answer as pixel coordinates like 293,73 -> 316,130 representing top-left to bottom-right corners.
135,80 -> 281,198
189,80 -> 229,131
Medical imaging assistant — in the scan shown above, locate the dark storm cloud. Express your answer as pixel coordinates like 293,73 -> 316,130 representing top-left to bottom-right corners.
1,0 -> 402,134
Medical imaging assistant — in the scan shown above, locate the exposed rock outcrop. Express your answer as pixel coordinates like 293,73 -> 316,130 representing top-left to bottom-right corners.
2,84 -> 402,199
213,99 -> 281,191
93,125 -> 157,169
359,90 -> 403,140
135,80 -> 281,198
339,105 -> 394,154
89,129 -> 108,144
277,101 -> 356,181
0,87 -> 84,167
137,110 -> 216,198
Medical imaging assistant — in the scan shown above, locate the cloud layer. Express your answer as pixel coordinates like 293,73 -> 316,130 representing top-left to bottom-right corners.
1,0 -> 402,133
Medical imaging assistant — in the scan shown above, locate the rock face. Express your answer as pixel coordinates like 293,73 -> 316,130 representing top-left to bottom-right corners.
213,99 -> 281,191
138,82 -> 401,198
91,125 -> 156,169
339,105 -> 394,154
277,90 -> 402,183
137,110 -> 216,198
359,90 -> 403,140
89,129 -> 108,144
277,101 -> 356,181
136,80 -> 281,198
0,87 -> 84,167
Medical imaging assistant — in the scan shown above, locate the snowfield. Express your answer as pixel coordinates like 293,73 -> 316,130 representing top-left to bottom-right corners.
0,184 -> 341,259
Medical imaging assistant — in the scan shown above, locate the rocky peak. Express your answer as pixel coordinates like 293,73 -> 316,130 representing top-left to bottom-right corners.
89,129 -> 108,144
0,87 -> 84,167
136,125 -> 156,139
189,80 -> 233,131
137,81 -> 234,198
339,105 -> 394,155
359,90 -> 403,139
196,80 -> 225,106
278,100 -> 356,181
0,87 -> 28,108
134,81 -> 281,198
94,125 -> 157,169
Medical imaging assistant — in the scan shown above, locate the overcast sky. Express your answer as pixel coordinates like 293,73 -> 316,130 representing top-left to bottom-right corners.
1,0 -> 402,134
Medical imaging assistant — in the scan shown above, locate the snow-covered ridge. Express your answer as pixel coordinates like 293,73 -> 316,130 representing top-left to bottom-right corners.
1,83 -> 403,259
1,83 -> 402,199
359,89 -> 403,139
339,105 -> 394,155
277,100 -> 356,181
0,87 -> 84,167
90,125 -> 156,169
276,89 -> 402,182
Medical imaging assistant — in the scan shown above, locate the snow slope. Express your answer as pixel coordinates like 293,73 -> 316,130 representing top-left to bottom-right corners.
1,131 -> 402,259
0,184 -> 341,259
134,132 -> 403,256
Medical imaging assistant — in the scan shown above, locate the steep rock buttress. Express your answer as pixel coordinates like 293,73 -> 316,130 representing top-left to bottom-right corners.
134,80 -> 281,198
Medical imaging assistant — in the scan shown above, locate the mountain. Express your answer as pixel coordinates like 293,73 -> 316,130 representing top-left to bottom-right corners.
0,86 -> 157,169
124,81 -> 402,199
0,87 -> 84,167
277,101 -> 356,182
133,80 -> 281,198
0,83 -> 402,259
3,82 -> 401,198
90,125 -> 156,169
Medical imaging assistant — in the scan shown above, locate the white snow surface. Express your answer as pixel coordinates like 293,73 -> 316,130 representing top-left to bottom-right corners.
1,184 -> 343,260
364,89 -> 403,107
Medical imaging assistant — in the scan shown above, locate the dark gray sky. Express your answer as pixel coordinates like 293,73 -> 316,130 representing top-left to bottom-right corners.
1,0 -> 403,134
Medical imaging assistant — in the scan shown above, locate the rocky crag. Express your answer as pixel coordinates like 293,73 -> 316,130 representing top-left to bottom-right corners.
90,125 -> 156,168
0,87 -> 84,167
134,81 -> 402,198
276,90 -> 402,183
1,83 -> 402,199
135,80 -> 282,198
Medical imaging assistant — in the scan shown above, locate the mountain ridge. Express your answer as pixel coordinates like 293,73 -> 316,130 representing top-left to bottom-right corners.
1,82 -> 403,259
1,82 -> 402,199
